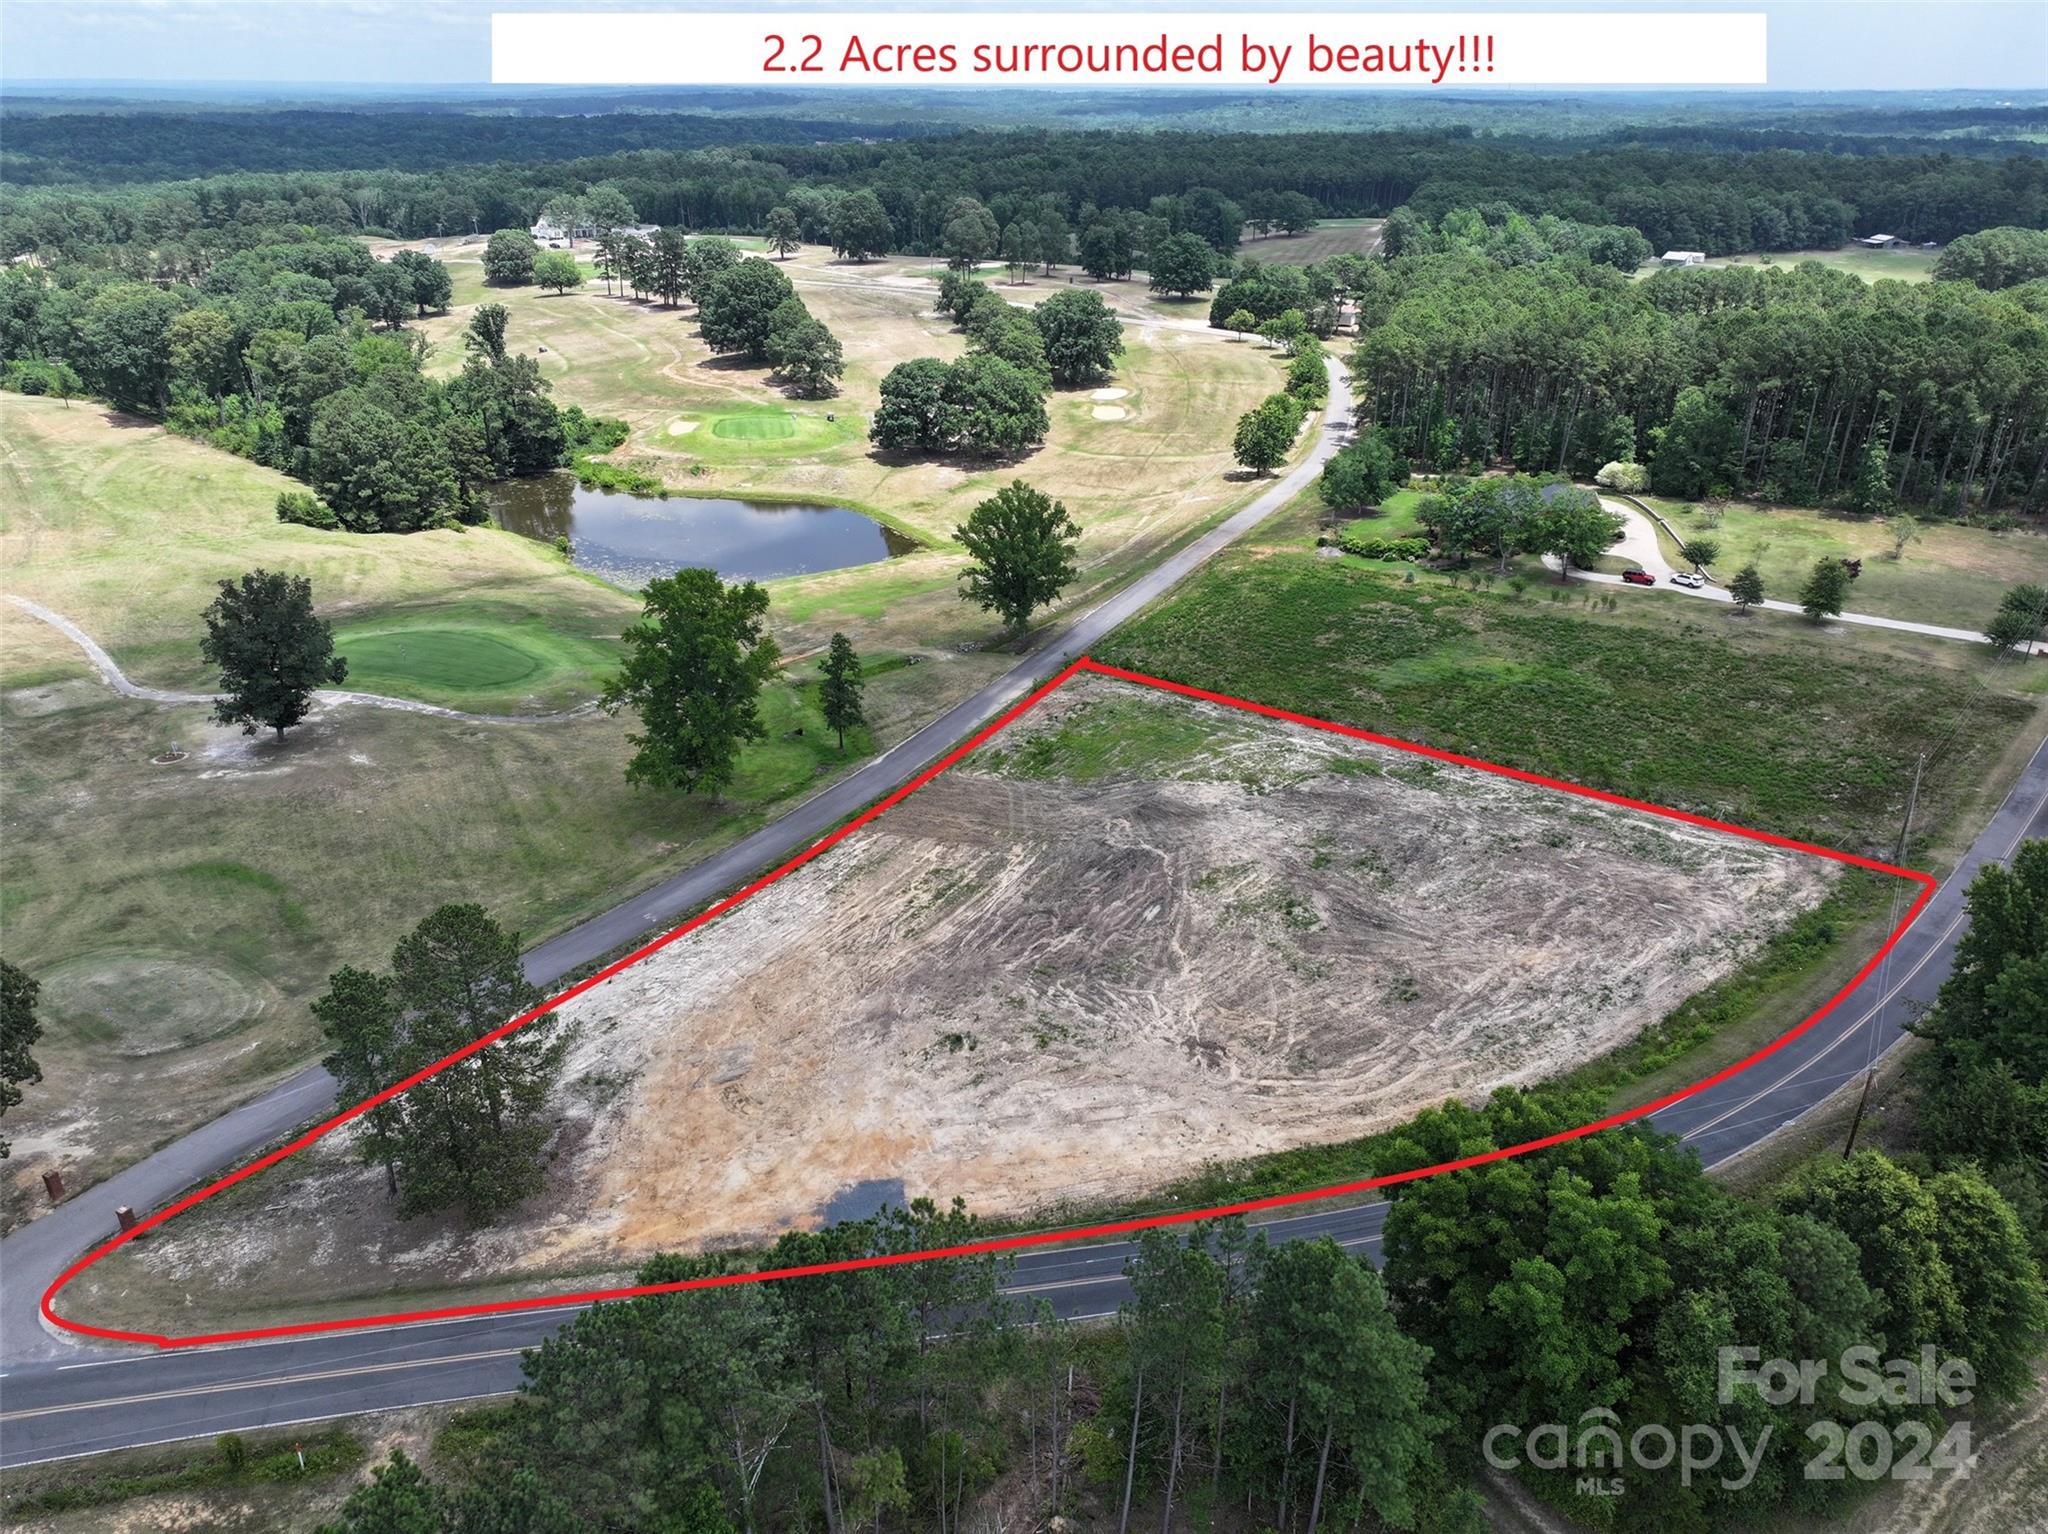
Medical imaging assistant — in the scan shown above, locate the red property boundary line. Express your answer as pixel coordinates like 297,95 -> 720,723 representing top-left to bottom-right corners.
42,657 -> 1937,1349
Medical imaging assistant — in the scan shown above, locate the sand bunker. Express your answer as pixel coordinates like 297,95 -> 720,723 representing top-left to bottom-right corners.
1091,387 -> 1130,401
1092,406 -> 1129,421
666,419 -> 700,435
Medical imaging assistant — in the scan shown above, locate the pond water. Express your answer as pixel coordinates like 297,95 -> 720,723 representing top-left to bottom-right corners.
492,475 -> 916,588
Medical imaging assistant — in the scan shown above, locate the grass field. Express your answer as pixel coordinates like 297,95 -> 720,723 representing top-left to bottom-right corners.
1641,496 -> 2047,630
417,241 -> 1297,675
1636,246 -> 1939,284
0,395 -> 1018,1230
1094,540 -> 2036,855
1236,217 -> 1384,264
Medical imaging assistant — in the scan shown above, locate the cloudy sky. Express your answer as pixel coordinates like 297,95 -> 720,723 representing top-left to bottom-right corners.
3,0 -> 2043,90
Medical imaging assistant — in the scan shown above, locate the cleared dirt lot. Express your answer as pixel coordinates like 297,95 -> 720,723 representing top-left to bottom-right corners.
77,674 -> 1834,1326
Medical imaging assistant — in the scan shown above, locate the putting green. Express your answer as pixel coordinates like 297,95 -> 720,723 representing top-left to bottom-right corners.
711,411 -> 798,441
339,628 -> 548,693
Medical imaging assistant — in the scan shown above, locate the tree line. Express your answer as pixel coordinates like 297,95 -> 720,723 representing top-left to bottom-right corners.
870,263 -> 1123,461
0,243 -> 603,532
9,124 -> 2042,267
1345,221 -> 2048,513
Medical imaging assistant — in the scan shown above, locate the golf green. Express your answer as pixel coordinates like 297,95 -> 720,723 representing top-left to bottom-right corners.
711,411 -> 798,440
340,628 -> 548,692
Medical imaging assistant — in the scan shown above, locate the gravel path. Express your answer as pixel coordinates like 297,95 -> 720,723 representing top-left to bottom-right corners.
6,595 -> 599,724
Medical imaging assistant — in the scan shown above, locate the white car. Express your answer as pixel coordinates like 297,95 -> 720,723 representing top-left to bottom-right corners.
1668,571 -> 1706,589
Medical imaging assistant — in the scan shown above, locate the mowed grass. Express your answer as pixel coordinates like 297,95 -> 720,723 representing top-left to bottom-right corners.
1094,548 -> 2035,855
330,606 -> 622,712
410,243 -> 1293,682
1643,497 -> 2048,630
710,409 -> 797,440
1237,217 -> 1384,264
1635,247 -> 1938,284
0,398 -> 1017,1229
0,393 -> 635,702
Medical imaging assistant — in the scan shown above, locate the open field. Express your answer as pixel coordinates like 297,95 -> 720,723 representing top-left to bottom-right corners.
415,238 -> 1298,670
1237,217 -> 1384,264
0,237 -> 1295,1232
1636,246 -> 1939,283
1642,495 -> 2048,630
0,395 -> 1015,1231
68,671 -> 1834,1331
1096,525 -> 2038,858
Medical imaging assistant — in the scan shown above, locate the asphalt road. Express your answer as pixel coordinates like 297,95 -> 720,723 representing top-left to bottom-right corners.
6,729 -> 2042,1469
0,361 -> 1350,1379
6,361 -> 2044,1469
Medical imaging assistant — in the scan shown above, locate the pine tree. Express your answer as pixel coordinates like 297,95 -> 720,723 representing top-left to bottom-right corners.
1729,562 -> 1766,613
817,632 -> 866,751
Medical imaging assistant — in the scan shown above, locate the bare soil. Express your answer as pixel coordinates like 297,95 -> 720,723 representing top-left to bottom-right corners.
80,676 -> 1835,1327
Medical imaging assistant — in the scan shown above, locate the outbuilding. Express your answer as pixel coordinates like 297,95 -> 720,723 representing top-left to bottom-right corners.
1857,234 -> 1904,250
1660,250 -> 1707,267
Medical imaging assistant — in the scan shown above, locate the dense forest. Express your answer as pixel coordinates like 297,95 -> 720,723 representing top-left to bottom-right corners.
7,126 -> 2045,264
1346,214 -> 2048,511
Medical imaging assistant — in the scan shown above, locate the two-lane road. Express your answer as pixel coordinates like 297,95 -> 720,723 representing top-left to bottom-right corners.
0,361 -> 1352,1378
7,739 -> 2043,1468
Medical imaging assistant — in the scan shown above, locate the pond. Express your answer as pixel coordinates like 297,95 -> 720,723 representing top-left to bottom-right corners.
492,475 -> 917,588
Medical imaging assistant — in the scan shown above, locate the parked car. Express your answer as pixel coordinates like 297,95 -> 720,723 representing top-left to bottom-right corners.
1669,571 -> 1706,589
1620,569 -> 1657,586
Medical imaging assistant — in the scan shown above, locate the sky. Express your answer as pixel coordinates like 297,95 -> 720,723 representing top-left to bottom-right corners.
2,0 -> 2044,90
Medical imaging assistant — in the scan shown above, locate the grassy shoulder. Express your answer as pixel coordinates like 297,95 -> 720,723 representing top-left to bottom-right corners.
3,1430 -> 363,1524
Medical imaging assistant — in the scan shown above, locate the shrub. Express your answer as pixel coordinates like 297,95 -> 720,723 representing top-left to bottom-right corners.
1338,532 -> 1430,562
275,491 -> 339,530
2,358 -> 84,397
1595,460 -> 1648,492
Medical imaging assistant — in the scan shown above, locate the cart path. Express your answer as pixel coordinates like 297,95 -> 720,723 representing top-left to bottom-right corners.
5,596 -> 599,724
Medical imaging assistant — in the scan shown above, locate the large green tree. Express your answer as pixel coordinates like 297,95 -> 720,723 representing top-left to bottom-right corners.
601,568 -> 782,794
1148,232 -> 1217,297
830,191 -> 894,262
1317,430 -> 1403,514
954,480 -> 1081,636
199,569 -> 347,740
483,228 -> 538,287
1030,288 -> 1124,385
379,902 -> 562,1223
0,960 -> 43,1159
699,259 -> 797,360
1231,395 -> 1299,476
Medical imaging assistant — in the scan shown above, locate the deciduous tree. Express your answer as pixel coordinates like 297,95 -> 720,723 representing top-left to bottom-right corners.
601,568 -> 782,794
955,480 -> 1081,637
0,961 -> 42,1159
1031,288 -> 1124,385
483,228 -> 538,287
199,569 -> 347,740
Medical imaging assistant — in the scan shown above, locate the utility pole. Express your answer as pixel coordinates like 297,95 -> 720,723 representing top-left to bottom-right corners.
1845,749 -> 1926,1157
